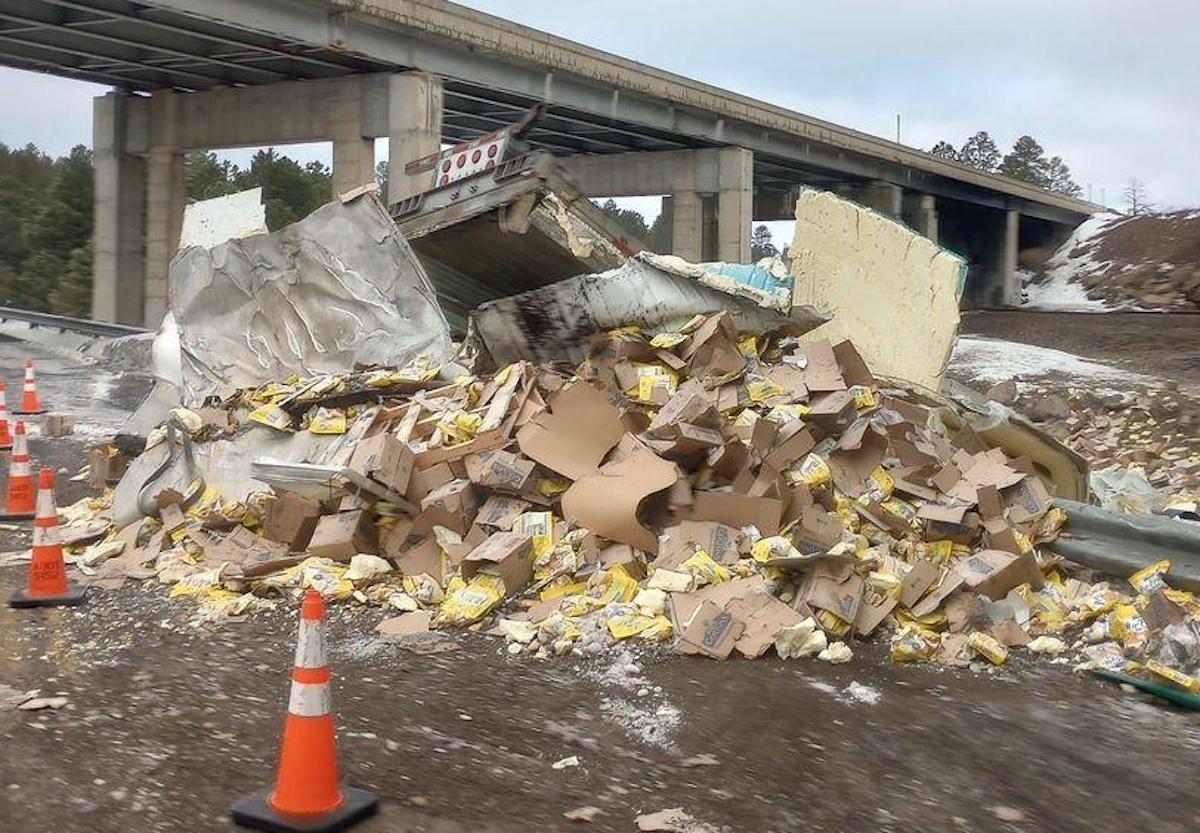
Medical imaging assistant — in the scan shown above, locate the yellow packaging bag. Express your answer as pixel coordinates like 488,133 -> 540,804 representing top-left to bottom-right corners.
1130,560 -> 1171,594
816,609 -> 851,637
791,453 -> 831,487
681,551 -> 731,586
606,613 -> 658,640
441,573 -> 506,624
514,511 -> 555,559
736,335 -> 758,358
849,385 -> 877,409
248,402 -> 292,431
540,579 -> 587,601
968,631 -> 1008,665
649,332 -> 687,349
308,407 -> 347,435
1145,659 -> 1200,692
593,565 -> 640,605
746,378 -> 786,403
639,616 -> 675,642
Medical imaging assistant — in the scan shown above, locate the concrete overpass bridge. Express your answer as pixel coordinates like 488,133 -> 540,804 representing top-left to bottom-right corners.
0,0 -> 1098,325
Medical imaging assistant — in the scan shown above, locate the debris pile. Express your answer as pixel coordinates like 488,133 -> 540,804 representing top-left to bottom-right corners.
57,309 -> 1200,694
986,379 -> 1200,509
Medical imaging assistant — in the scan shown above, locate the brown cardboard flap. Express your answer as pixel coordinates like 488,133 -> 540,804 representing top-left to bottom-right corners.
517,382 -> 625,480
561,449 -> 678,552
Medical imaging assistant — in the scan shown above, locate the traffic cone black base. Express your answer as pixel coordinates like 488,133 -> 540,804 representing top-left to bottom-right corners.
9,584 -> 86,609
0,509 -> 35,521
231,787 -> 378,833
12,407 -> 45,415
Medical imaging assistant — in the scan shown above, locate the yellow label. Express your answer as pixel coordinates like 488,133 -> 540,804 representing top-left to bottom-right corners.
248,402 -> 293,431
594,565 -> 639,604
606,613 -> 658,640
737,335 -> 758,358
849,385 -> 877,409
816,609 -> 851,637
768,403 -> 811,420
1129,559 -> 1171,594
968,631 -> 1008,665
649,332 -> 687,349
540,580 -> 587,601
746,378 -> 786,403
514,511 -> 554,559
1145,659 -> 1200,692
681,551 -> 731,586
308,407 -> 347,435
441,573 -> 506,624
791,453 -> 831,487
639,615 -> 674,642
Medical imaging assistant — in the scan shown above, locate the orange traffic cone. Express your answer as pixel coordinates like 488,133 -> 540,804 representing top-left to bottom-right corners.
231,589 -> 377,833
9,467 -> 85,608
1,421 -> 35,520
14,358 -> 45,415
0,381 -> 12,450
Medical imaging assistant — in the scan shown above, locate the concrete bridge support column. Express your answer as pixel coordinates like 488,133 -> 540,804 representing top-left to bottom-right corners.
387,72 -> 443,206
670,191 -> 704,262
330,93 -> 376,197
92,92 -> 147,326
859,181 -> 903,218
999,209 -> 1020,305
716,147 -> 753,263
904,193 -> 939,243
144,91 -> 186,327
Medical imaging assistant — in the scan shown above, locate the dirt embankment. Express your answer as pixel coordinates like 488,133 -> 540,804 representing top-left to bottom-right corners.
1026,211 -> 1200,310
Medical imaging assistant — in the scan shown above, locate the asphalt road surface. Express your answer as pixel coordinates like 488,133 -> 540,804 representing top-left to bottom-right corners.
2,325 -> 1199,833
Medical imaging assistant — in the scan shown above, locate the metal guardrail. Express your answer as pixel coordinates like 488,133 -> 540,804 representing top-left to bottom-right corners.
0,306 -> 149,338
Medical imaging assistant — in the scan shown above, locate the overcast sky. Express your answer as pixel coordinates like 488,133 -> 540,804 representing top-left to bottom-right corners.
0,0 -> 1195,213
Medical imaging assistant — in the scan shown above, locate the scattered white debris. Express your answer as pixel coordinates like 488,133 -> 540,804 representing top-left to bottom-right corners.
818,641 -> 853,664
17,695 -> 68,711
563,805 -> 604,822
841,681 -> 882,705
1027,636 -> 1069,655
551,755 -> 580,769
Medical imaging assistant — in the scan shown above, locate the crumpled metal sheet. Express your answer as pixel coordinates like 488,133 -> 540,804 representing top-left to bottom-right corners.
170,192 -> 452,404
469,255 -> 828,366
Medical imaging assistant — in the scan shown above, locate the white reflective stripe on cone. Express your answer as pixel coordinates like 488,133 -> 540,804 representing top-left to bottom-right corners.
287,681 -> 332,717
293,619 -> 327,669
33,524 -> 61,548
10,461 -> 30,477
34,488 -> 54,519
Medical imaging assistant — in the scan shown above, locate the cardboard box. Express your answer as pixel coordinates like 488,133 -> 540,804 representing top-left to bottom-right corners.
677,599 -> 745,660
475,494 -> 531,530
405,462 -> 455,503
307,509 -> 376,560
464,448 -> 536,493
348,432 -> 414,494
460,531 -> 534,594
952,549 -> 1043,600
800,568 -> 864,624
420,478 -> 479,521
43,414 -> 74,437
899,559 -> 939,608
263,490 -> 323,551
689,491 -> 782,536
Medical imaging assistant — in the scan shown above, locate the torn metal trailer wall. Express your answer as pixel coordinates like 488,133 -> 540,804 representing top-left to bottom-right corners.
395,153 -> 643,331
169,192 -> 452,405
469,255 -> 829,366
789,188 -> 966,391
1048,499 -> 1200,592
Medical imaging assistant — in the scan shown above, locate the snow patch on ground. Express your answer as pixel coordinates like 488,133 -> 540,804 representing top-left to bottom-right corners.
948,335 -> 1147,388
1022,213 -> 1121,312
806,679 -> 882,706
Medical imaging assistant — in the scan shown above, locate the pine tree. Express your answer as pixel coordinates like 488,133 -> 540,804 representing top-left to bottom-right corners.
232,149 -> 333,229
1044,156 -> 1082,198
998,136 -> 1051,187
185,151 -> 237,200
48,242 -> 93,317
594,198 -> 651,242
958,131 -> 1001,172
929,141 -> 959,161
750,225 -> 778,260
374,160 -> 389,198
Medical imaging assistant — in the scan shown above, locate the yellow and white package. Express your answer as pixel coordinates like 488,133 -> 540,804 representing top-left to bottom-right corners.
607,612 -> 659,640
308,407 -> 347,435
745,377 -> 786,403
1145,659 -> 1200,692
248,401 -> 292,431
849,385 -> 877,409
1130,560 -> 1171,595
681,551 -> 731,586
649,332 -> 687,349
513,511 -> 555,559
968,631 -> 1008,665
441,572 -> 507,624
591,565 -> 640,604
790,453 -> 832,487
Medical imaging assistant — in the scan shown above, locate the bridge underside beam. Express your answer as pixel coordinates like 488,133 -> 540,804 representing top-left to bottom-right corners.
92,72 -> 441,325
